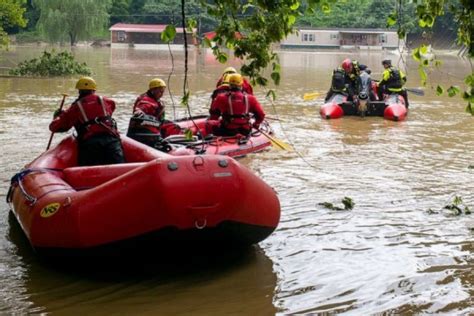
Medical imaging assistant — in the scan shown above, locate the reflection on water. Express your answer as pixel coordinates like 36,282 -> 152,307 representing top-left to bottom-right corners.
0,46 -> 473,314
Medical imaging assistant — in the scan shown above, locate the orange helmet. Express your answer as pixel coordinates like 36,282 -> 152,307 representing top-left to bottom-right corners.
342,59 -> 353,72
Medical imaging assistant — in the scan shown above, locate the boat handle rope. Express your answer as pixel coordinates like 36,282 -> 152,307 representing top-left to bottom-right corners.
7,168 -> 63,205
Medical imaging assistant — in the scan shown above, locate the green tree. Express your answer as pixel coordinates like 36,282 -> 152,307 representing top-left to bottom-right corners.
110,0 -> 130,25
0,0 -> 27,47
35,0 -> 111,46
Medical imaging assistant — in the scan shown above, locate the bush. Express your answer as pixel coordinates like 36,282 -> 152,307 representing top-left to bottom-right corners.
9,50 -> 92,76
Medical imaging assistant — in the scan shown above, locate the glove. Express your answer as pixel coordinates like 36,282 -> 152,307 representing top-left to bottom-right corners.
53,109 -> 64,118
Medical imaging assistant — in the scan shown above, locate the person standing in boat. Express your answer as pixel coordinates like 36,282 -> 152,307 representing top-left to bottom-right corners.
49,76 -> 125,166
324,58 -> 361,102
377,59 -> 409,107
208,73 -> 265,136
130,78 -> 181,145
216,67 -> 254,95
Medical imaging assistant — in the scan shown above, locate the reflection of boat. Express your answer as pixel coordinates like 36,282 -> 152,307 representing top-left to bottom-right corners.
128,115 -> 273,158
6,136 -> 280,257
7,207 -> 277,315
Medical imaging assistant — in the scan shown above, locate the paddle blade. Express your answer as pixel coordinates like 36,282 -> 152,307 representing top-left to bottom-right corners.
260,130 -> 292,151
303,92 -> 321,101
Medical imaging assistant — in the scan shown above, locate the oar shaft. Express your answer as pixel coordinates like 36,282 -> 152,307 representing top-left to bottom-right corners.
46,94 -> 68,150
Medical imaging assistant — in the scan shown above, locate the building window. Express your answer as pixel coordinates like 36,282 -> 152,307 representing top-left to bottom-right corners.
302,33 -> 315,42
330,34 -> 338,39
118,31 -> 126,42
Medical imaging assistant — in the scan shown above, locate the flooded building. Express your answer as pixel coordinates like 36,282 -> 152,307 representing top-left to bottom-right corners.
109,23 -> 197,49
280,28 -> 403,50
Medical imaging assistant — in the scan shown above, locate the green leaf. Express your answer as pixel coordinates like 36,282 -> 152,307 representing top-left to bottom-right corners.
184,129 -> 193,141
465,74 -> 474,86
418,67 -> 427,86
290,2 -> 300,10
217,52 -> 228,63
321,3 -> 331,14
387,13 -> 397,27
270,71 -> 280,85
420,44 -> 428,54
412,48 -> 421,62
161,25 -> 176,43
266,89 -> 276,101
436,85 -> 444,96
447,85 -> 460,97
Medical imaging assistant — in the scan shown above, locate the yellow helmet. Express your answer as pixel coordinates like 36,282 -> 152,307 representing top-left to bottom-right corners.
221,73 -> 232,85
223,67 -> 237,74
149,78 -> 166,90
228,73 -> 243,87
75,77 -> 97,90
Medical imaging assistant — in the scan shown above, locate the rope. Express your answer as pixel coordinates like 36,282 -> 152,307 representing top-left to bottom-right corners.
263,88 -> 317,169
7,168 -> 63,205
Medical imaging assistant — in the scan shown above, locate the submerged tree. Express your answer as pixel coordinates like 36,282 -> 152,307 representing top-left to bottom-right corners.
35,0 -> 111,46
0,0 -> 27,47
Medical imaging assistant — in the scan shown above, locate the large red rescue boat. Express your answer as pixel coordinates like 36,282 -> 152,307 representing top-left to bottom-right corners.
7,136 -> 280,257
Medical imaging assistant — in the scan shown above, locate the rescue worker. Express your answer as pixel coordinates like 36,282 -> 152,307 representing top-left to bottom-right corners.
377,59 -> 409,107
129,78 -> 180,148
49,76 -> 125,166
216,67 -> 254,95
208,73 -> 265,136
324,58 -> 361,102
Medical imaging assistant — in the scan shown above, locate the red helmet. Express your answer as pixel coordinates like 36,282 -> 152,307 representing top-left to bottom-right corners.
342,59 -> 353,72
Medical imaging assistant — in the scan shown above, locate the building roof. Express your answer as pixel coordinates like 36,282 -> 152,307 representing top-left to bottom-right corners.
297,27 -> 397,34
109,23 -> 190,33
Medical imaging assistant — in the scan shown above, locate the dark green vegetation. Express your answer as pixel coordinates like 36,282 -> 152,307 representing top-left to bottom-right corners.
319,197 -> 355,211
9,50 -> 92,76
428,196 -> 472,216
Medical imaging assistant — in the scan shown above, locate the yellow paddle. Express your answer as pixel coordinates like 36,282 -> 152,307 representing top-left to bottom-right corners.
259,130 -> 292,151
303,92 -> 321,101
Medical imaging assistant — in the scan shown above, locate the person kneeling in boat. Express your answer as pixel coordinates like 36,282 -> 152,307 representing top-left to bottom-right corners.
208,73 -> 265,136
129,78 -> 181,149
216,67 -> 254,95
377,59 -> 409,107
49,76 -> 125,166
325,58 -> 361,103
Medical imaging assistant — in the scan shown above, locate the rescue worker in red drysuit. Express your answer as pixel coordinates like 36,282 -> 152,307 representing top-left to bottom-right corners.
215,66 -> 254,95
130,78 -> 181,149
208,73 -> 265,136
49,76 -> 125,166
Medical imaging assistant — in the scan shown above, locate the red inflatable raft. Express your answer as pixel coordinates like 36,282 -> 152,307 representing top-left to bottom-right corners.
128,115 -> 273,158
320,93 -> 407,121
7,136 -> 280,256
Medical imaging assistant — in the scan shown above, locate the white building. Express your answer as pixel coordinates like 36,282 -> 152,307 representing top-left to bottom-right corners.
280,28 -> 404,50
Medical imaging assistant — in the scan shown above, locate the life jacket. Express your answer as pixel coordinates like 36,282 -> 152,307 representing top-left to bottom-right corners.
211,84 -> 230,100
74,95 -> 118,140
386,67 -> 403,89
133,92 -> 164,121
221,91 -> 251,129
331,68 -> 347,93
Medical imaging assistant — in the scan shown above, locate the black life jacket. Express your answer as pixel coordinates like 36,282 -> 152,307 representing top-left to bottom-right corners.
386,67 -> 403,89
331,68 -> 346,92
